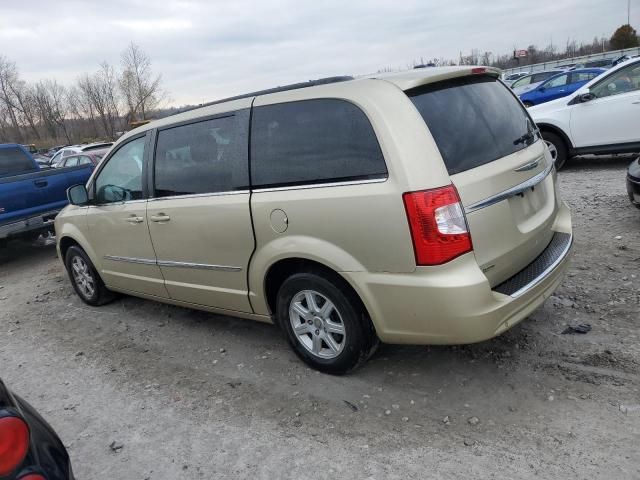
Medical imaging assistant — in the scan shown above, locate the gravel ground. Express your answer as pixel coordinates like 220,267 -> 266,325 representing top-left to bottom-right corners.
1,155 -> 639,480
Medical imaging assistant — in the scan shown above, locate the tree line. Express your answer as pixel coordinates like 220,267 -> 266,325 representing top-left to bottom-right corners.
0,42 -> 165,147
412,24 -> 639,70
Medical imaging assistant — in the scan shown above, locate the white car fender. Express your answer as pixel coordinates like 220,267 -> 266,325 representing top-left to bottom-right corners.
529,95 -> 577,146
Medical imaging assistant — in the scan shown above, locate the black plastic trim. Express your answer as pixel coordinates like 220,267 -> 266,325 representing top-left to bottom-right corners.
493,232 -> 572,297
572,142 -> 640,156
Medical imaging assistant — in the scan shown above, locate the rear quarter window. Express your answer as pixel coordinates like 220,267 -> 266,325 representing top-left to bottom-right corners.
409,76 -> 539,175
0,147 -> 35,175
251,99 -> 387,188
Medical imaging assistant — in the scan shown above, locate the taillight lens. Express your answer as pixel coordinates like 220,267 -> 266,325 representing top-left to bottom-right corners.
0,416 -> 30,476
19,475 -> 46,480
403,185 -> 473,265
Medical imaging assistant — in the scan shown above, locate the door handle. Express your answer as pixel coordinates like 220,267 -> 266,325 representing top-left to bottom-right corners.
150,214 -> 170,223
632,100 -> 640,105
34,179 -> 48,188
126,215 -> 144,224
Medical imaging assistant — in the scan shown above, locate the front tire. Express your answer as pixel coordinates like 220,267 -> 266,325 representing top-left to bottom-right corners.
276,272 -> 378,374
65,246 -> 115,306
541,131 -> 568,170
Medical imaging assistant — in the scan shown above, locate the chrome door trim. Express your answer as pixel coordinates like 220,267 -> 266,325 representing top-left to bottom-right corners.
148,190 -> 250,202
156,260 -> 242,272
252,176 -> 388,193
103,256 -> 242,272
89,199 -> 147,208
103,255 -> 157,265
465,159 -> 554,214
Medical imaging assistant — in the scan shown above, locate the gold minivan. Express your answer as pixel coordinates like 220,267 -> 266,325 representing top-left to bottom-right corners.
57,67 -> 572,373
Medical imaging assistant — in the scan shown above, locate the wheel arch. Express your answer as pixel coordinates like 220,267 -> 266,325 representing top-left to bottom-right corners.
57,225 -> 101,271
262,257 -> 376,334
537,123 -> 574,153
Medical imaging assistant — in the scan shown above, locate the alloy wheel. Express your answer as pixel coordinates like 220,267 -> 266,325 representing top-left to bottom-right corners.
289,290 -> 346,359
71,256 -> 95,299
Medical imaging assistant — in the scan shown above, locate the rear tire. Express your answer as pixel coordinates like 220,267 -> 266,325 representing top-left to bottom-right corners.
65,246 -> 116,306
541,131 -> 568,170
275,271 -> 378,374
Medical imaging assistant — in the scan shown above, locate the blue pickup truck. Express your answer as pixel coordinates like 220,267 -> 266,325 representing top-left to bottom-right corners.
0,143 -> 93,243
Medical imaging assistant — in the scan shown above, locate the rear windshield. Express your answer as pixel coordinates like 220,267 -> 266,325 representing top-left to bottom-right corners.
0,147 -> 35,176
408,76 -> 539,175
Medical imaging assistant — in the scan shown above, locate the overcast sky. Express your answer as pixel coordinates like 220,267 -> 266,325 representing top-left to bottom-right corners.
1,0 -> 637,106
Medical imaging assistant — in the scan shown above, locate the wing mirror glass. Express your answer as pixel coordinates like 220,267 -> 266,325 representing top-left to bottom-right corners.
579,92 -> 595,103
67,184 -> 89,206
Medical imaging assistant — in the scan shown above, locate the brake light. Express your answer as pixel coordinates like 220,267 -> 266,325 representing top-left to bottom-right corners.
402,185 -> 473,265
0,416 -> 30,476
19,474 -> 46,480
471,67 -> 487,74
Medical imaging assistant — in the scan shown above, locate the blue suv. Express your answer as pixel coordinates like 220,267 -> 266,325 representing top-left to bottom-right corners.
519,68 -> 605,107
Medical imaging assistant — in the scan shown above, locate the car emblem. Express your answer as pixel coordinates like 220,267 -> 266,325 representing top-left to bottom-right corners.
514,159 -> 540,172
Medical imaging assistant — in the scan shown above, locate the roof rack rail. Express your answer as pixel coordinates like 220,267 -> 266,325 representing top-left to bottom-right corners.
183,76 -> 354,113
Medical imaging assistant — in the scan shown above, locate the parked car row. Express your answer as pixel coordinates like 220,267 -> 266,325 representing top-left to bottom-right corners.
503,54 -> 633,84
530,57 -> 640,169
46,143 -> 112,168
518,68 -> 605,107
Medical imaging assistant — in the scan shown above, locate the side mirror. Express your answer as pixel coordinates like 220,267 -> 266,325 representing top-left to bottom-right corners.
579,92 -> 595,103
67,184 -> 89,206
538,86 -> 546,92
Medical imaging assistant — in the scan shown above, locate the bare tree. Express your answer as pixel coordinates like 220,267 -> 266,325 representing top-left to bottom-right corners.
120,42 -> 164,121
0,56 -> 24,142
11,83 -> 41,140
77,63 -> 122,139
34,80 -> 72,143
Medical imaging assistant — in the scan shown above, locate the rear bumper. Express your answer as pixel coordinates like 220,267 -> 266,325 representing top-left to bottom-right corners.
345,200 -> 572,345
0,210 -> 59,240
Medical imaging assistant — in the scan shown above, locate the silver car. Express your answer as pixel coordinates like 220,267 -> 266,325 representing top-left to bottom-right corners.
510,70 -> 565,95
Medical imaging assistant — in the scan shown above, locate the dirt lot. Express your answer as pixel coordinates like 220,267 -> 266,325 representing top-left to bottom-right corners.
1,156 -> 639,479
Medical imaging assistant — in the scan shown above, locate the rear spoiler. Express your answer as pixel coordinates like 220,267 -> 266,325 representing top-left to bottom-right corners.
391,67 -> 502,92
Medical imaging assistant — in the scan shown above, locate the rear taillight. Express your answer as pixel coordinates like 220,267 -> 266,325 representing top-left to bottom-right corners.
403,185 -> 473,266
0,416 -> 30,476
19,474 -> 46,480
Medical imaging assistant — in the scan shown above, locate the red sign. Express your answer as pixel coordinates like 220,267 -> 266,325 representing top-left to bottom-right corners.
514,49 -> 528,58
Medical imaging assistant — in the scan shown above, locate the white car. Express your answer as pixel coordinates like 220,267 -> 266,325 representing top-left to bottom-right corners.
530,58 -> 640,169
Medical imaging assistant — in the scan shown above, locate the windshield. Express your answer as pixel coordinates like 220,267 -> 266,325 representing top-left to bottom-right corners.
408,75 -> 539,175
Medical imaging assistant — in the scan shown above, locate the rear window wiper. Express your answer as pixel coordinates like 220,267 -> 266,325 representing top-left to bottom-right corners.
513,128 -> 540,146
